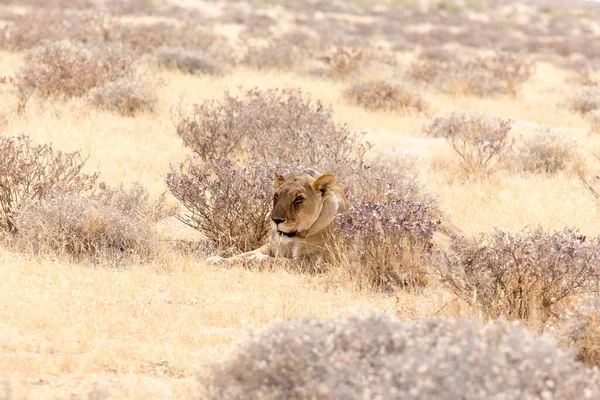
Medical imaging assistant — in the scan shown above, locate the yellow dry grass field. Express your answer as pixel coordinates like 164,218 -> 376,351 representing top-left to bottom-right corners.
0,0 -> 599,398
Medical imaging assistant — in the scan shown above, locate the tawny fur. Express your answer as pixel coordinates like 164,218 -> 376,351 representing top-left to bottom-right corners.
206,172 -> 348,264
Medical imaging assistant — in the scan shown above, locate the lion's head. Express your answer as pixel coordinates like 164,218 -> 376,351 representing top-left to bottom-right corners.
271,172 -> 338,238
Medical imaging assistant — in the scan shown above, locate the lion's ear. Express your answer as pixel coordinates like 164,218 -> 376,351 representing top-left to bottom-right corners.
312,173 -> 336,195
274,172 -> 285,188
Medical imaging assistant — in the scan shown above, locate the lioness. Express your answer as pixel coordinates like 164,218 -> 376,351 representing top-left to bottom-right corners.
205,171 -> 349,264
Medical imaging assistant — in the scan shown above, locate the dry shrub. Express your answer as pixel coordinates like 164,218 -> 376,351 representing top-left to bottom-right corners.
409,53 -> 534,97
16,40 -> 135,99
568,87 -> 600,115
433,227 -> 600,322
239,23 -> 272,40
87,77 -> 158,116
343,80 -> 429,113
92,182 -> 176,223
279,29 -> 317,50
201,312 -> 600,399
250,124 -> 361,174
553,298 -> 600,368
333,198 -> 438,290
407,58 -> 444,86
587,110 -> 600,134
224,10 -> 276,35
436,68 -> 505,97
170,88 -> 438,288
0,135 -> 98,233
172,88 -> 333,160
111,22 -> 233,60
242,42 -> 300,71
513,128 -> 580,174
0,9 -> 108,51
252,124 -> 435,209
423,111 -> 513,177
155,47 -> 223,75
168,89 -> 340,253
166,157 -> 273,254
250,114 -> 432,210
13,187 -> 159,261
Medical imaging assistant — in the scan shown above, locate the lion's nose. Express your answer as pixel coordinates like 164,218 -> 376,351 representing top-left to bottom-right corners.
272,217 -> 285,225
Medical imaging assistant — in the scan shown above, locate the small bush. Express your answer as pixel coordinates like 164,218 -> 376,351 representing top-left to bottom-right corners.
568,87 -> 600,115
473,52 -> 534,96
112,22 -> 233,59
437,68 -> 506,97
92,182 -> 176,223
0,135 -> 98,233
553,298 -> 600,368
334,197 -> 438,290
14,189 -> 157,260
166,157 -> 273,254
172,88 -> 334,160
155,47 -> 223,75
407,59 -> 443,86
423,111 -> 513,177
87,77 -> 158,116
343,80 -> 429,113
169,88 -> 348,253
225,10 -> 275,37
433,227 -> 600,321
16,40 -> 135,99
513,128 -> 579,174
332,153 -> 439,286
279,29 -> 316,50
201,312 -> 600,399
187,92 -> 429,208
408,53 -> 534,97
242,42 -> 299,71
0,9 -> 107,51
250,124 -> 364,174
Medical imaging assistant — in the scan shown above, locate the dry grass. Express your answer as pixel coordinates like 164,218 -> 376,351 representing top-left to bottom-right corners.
0,248 -> 417,398
588,110 -> 600,135
343,80 -> 429,113
553,298 -> 600,369
1,0 -> 600,397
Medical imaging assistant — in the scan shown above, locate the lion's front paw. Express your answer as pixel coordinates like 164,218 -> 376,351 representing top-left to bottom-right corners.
205,255 -> 226,265
245,254 -> 272,262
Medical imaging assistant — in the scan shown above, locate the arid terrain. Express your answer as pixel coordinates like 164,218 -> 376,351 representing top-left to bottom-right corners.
1,0 -> 600,398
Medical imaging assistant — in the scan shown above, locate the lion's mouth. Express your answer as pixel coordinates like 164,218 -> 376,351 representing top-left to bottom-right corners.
277,230 -> 297,238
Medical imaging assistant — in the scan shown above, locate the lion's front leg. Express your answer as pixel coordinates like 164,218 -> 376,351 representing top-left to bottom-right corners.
205,243 -> 271,265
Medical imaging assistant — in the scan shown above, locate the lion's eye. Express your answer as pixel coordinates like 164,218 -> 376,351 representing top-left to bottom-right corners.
293,197 -> 304,204
273,194 -> 279,202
